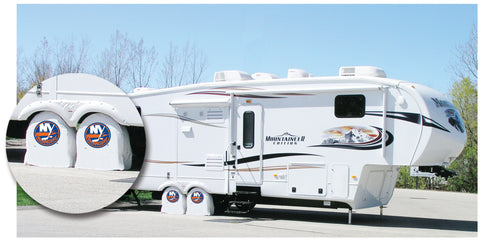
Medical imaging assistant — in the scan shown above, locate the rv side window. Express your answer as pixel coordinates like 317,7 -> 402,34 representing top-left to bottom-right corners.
243,111 -> 255,149
335,95 -> 365,118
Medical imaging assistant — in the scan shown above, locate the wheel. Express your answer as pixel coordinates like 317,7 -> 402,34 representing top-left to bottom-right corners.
151,191 -> 162,200
75,113 -> 132,170
161,186 -> 186,214
186,187 -> 214,215
24,111 -> 76,167
213,198 -> 232,214
235,202 -> 256,211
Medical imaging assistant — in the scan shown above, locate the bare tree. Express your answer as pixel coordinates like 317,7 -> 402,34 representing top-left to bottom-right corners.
55,37 -> 90,75
189,44 -> 207,84
17,47 -> 29,100
177,41 -> 191,86
160,41 -> 207,88
129,39 -> 158,89
15,38 -> 53,101
450,24 -> 477,82
31,37 -> 53,84
96,30 -> 131,90
161,42 -> 179,88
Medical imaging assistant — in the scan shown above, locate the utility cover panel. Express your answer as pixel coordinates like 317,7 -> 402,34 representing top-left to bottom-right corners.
329,164 -> 349,198
288,163 -> 327,196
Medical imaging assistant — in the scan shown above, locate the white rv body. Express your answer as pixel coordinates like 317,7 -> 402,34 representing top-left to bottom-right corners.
8,67 -> 466,213
129,67 -> 466,211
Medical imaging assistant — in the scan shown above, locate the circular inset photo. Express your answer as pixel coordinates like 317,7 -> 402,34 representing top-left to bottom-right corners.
6,73 -> 146,214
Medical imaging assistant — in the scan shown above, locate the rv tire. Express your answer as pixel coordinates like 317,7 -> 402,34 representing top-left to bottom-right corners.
152,191 -> 162,200
235,202 -> 256,211
213,198 -> 231,214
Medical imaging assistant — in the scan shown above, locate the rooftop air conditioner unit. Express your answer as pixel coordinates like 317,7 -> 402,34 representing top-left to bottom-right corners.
339,66 -> 387,78
287,69 -> 310,79
214,70 -> 253,82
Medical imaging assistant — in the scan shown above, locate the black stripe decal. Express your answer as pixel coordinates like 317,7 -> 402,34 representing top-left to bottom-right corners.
228,153 -> 321,166
422,116 -> 450,133
365,111 -> 450,133
365,111 -> 421,124
183,153 -> 321,167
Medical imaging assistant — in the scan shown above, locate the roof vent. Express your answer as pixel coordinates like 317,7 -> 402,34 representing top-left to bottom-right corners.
287,69 -> 310,79
251,73 -> 279,80
339,66 -> 386,78
214,70 -> 253,82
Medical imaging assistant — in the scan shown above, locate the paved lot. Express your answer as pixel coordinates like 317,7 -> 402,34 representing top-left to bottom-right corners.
17,188 -> 477,237
10,162 -> 139,214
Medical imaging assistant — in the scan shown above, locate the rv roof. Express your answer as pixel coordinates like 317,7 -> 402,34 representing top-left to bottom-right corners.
129,75 -> 404,98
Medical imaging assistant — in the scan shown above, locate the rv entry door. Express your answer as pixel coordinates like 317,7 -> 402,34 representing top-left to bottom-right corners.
236,105 -> 264,186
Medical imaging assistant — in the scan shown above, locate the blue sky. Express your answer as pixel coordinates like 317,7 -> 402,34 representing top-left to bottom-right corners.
17,4 -> 477,94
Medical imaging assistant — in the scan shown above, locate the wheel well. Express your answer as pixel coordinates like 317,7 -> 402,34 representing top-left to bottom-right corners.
77,112 -> 96,125
7,111 -> 51,138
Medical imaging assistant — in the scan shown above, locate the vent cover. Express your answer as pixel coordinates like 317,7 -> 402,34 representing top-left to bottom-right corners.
339,66 -> 386,78
214,70 -> 253,82
207,110 -> 223,120
340,67 -> 356,76
205,154 -> 224,171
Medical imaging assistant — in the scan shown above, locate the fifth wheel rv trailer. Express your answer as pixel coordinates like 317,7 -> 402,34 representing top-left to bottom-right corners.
8,66 -> 466,222
128,66 -> 466,220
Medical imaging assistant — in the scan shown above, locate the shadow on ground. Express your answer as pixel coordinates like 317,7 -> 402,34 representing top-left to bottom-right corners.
242,207 -> 478,232
105,201 -> 477,233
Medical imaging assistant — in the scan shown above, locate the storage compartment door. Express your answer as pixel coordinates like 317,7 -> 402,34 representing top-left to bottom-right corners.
288,163 -> 327,196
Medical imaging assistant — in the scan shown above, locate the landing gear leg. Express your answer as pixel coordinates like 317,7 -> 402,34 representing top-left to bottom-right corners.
348,208 -> 352,224
130,190 -> 141,206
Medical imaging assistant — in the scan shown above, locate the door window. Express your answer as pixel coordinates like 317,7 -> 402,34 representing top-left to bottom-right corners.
243,111 -> 255,149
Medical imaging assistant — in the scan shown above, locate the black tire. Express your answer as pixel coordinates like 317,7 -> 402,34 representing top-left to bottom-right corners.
235,202 -> 255,211
151,191 -> 162,200
213,198 -> 231,214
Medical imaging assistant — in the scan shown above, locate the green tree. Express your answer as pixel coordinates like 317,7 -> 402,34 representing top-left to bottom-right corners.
447,77 -> 477,193
395,166 -> 428,189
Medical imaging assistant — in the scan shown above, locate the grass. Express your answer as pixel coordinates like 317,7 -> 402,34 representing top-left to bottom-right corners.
17,182 -> 153,207
17,184 -> 39,206
117,190 -> 153,202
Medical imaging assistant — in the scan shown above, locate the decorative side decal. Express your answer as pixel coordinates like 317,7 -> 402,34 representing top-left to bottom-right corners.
431,98 -> 465,133
365,111 -> 451,133
34,121 -> 60,146
365,111 -> 421,124
265,132 -> 306,145
310,126 -> 393,150
182,153 -> 322,167
445,109 -> 465,133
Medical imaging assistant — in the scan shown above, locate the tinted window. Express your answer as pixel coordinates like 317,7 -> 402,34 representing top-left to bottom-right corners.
335,95 -> 365,118
243,111 -> 255,148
